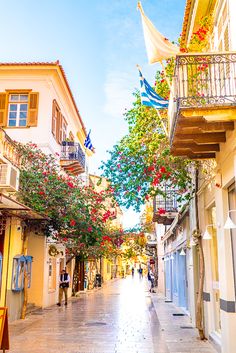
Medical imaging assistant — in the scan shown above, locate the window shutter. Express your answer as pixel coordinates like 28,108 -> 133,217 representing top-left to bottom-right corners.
58,112 -> 63,144
224,25 -> 230,51
0,93 -> 8,127
28,92 -> 39,127
52,99 -> 56,136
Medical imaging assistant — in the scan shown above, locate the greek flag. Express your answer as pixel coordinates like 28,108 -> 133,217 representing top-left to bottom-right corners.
139,69 -> 168,109
84,130 -> 94,151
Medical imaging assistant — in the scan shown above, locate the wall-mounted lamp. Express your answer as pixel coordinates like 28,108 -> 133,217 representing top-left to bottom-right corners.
203,224 -> 215,240
224,210 -> 236,229
170,254 -> 174,260
190,238 -> 197,247
180,248 -> 186,256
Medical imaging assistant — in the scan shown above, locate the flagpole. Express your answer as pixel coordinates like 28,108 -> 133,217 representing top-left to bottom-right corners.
156,109 -> 168,137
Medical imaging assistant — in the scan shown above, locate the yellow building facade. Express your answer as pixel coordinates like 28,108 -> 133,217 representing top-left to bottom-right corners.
0,62 -> 91,320
168,0 -> 236,351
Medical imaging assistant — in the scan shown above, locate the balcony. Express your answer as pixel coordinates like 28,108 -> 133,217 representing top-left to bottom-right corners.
169,52 -> 236,159
60,141 -> 86,175
0,129 -> 21,167
153,190 -> 178,225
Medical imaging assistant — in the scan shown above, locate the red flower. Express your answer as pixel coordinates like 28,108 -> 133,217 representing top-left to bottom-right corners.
39,191 -> 45,195
88,227 -> 92,232
137,186 -> 141,192
62,237 -> 68,242
159,166 -> 166,173
67,182 -> 74,188
158,208 -> 166,215
70,219 -> 76,226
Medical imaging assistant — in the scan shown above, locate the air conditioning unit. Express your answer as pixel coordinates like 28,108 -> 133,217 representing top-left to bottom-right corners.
0,164 -> 19,192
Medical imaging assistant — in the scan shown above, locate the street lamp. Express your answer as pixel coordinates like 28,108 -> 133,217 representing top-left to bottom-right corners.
224,210 -> 236,229
190,238 -> 197,247
202,224 -> 215,240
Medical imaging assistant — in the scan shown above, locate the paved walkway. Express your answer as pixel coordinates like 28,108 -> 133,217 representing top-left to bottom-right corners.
9,277 -> 217,353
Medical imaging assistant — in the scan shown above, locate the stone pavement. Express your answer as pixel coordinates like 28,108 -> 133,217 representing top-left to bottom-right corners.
9,277 -> 218,353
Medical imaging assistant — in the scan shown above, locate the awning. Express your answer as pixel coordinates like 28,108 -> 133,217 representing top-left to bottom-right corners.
0,194 -> 47,220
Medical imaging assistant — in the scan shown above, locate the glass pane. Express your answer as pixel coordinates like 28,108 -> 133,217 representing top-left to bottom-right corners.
12,259 -> 18,290
20,111 -> 27,119
8,119 -> 16,127
9,104 -> 17,111
20,104 -> 28,111
9,111 -> 17,119
10,95 -> 19,102
18,261 -> 24,289
20,95 -> 28,101
19,119 -> 27,127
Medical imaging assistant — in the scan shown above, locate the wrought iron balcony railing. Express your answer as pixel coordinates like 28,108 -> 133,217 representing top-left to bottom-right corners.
153,191 -> 178,213
175,52 -> 236,109
169,52 -> 236,159
60,141 -> 86,174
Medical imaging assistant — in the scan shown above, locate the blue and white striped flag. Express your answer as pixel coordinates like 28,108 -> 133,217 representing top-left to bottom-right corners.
139,69 -> 168,109
84,130 -> 95,152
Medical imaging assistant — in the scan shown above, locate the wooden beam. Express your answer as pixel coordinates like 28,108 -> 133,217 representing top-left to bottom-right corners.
177,121 -> 234,131
172,149 -> 216,159
175,132 -> 226,143
173,143 -> 220,152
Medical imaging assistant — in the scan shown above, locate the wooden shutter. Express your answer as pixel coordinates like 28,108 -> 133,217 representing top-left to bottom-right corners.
58,112 -> 63,144
27,92 -> 39,127
52,99 -> 56,136
0,93 -> 8,127
224,25 -> 229,51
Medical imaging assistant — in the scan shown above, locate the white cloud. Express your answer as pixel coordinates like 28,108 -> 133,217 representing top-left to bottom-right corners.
103,70 -> 135,118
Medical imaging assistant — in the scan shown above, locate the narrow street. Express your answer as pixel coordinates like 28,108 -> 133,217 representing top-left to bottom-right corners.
10,278 -> 217,353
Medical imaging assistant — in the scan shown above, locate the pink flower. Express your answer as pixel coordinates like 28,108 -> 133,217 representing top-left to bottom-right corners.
88,227 -> 92,232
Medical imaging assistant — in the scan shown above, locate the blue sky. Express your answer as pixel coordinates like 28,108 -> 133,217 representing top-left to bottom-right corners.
0,0 -> 185,227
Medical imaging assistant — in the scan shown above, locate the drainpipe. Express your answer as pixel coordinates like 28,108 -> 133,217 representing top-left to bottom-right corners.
4,217 -> 12,307
194,165 -> 205,340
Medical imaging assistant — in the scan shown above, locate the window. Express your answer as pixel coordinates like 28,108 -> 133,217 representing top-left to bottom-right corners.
8,94 -> 28,127
214,1 -> 230,51
11,255 -> 33,291
51,100 -> 67,144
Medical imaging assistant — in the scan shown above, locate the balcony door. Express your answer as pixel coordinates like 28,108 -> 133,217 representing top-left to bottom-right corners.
228,183 -> 236,293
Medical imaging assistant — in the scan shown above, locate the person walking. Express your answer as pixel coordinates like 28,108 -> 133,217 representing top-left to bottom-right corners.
57,269 -> 70,306
131,267 -> 135,277
139,266 -> 143,279
148,269 -> 155,293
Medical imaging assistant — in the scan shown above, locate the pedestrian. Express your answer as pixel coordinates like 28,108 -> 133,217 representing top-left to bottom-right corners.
131,267 -> 135,277
139,266 -> 143,279
57,269 -> 70,306
148,269 -> 155,293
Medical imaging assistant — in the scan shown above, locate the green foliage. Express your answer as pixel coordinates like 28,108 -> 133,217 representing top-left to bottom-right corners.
101,90 -> 193,211
15,143 -> 117,258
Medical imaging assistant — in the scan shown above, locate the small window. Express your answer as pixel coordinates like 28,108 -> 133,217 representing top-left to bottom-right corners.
11,255 -> 33,291
8,94 -> 28,127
